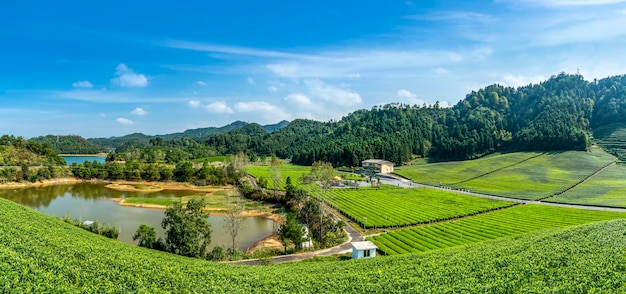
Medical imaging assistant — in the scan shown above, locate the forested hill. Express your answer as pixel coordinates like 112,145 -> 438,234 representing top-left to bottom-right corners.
0,135 -> 66,166
204,73 -> 626,166
88,120 -> 290,151
30,135 -> 109,155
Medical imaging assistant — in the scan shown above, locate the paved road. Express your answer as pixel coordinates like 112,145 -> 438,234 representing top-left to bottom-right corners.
226,220 -> 362,266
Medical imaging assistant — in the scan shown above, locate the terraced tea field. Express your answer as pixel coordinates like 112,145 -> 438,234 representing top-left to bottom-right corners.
322,186 -> 515,228
370,204 -> 626,255
3,196 -> 626,292
394,152 -> 544,186
547,163 -> 626,207
449,150 -> 616,200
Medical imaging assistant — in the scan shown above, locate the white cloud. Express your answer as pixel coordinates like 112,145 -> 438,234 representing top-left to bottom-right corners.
285,93 -> 312,106
397,89 -> 424,105
111,64 -> 148,87
196,81 -> 207,86
205,101 -> 233,113
72,80 -> 93,88
234,101 -> 291,122
131,107 -> 148,116
116,117 -> 134,125
305,80 -> 362,107
268,86 -> 278,92
434,67 -> 449,74
513,0 -> 626,7
501,74 -> 546,87
188,100 -> 201,108
247,77 -> 255,85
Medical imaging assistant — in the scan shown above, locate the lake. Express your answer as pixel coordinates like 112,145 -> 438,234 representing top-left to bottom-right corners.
0,183 -> 275,251
61,156 -> 107,165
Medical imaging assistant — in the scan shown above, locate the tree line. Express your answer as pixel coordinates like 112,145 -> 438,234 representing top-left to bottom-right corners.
200,73 -> 626,166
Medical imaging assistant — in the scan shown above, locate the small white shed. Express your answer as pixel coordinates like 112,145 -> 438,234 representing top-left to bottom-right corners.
351,241 -> 378,259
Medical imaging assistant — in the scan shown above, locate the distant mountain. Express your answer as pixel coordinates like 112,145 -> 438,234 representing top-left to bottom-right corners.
261,120 -> 290,132
88,120 -> 290,150
30,135 -> 109,155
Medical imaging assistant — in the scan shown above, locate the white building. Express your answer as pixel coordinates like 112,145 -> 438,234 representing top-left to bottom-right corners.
351,241 -> 378,259
361,159 -> 394,174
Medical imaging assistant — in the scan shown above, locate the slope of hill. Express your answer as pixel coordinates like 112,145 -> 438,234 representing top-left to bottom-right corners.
594,122 -> 626,161
204,73 -> 626,166
1,197 -> 625,292
30,135 -> 109,154
0,135 -> 65,166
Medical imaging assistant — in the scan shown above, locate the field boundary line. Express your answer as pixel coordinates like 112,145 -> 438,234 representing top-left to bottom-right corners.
538,161 -> 617,201
362,203 -> 523,237
450,152 -> 547,185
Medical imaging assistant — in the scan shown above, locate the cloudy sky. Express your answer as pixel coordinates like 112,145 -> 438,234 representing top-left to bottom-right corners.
2,0 -> 626,138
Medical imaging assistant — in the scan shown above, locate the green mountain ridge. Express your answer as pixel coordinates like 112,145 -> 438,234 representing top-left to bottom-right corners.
203,73 -> 626,166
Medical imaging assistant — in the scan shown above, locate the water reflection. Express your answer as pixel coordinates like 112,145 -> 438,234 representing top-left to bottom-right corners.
0,183 -> 274,250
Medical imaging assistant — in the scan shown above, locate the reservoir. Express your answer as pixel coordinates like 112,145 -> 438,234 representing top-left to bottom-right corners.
0,183 -> 275,251
61,155 -> 107,165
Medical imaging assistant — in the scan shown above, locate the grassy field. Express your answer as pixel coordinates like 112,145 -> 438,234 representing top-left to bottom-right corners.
321,185 -> 515,228
2,197 -> 626,292
547,163 -> 626,207
394,152 -> 544,186
122,190 -> 273,213
247,164 -> 314,190
594,122 -> 626,160
370,204 -> 626,255
450,149 -> 616,200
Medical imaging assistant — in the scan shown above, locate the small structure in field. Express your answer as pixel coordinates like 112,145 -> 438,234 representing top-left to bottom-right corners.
351,241 -> 378,259
361,159 -> 394,174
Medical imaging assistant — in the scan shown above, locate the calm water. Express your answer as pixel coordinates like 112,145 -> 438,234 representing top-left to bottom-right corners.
61,156 -> 106,165
0,183 -> 275,250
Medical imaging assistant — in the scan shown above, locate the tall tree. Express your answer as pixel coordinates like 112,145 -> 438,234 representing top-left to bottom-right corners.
269,156 -> 282,199
308,161 -> 334,248
161,198 -> 212,258
223,191 -> 246,253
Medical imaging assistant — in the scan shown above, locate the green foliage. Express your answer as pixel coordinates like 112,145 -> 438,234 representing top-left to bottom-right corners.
195,73 -> 626,166
58,214 -> 119,240
161,198 -> 212,258
371,204 -> 626,255
247,163 -> 313,190
0,135 -> 66,166
451,150 -> 615,200
30,135 -> 108,154
132,224 -> 164,250
321,186 -> 515,228
549,163 -> 626,207
3,197 -> 626,292
395,152 -> 544,186
594,122 -> 626,161
277,212 -> 306,252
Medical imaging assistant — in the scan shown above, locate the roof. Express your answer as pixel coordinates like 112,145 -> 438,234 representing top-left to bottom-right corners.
362,159 -> 393,165
351,241 -> 378,251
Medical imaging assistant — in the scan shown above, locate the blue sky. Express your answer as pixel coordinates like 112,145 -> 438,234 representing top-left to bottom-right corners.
2,0 -> 626,138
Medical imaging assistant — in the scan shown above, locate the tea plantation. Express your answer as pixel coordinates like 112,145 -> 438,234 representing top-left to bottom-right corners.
2,198 -> 626,292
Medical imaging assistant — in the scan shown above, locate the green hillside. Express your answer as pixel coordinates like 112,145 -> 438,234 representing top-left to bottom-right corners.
396,149 -> 616,200
548,163 -> 626,207
0,135 -> 65,166
30,135 -> 109,155
370,204 -> 626,255
594,122 -> 626,161
2,197 -> 626,292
